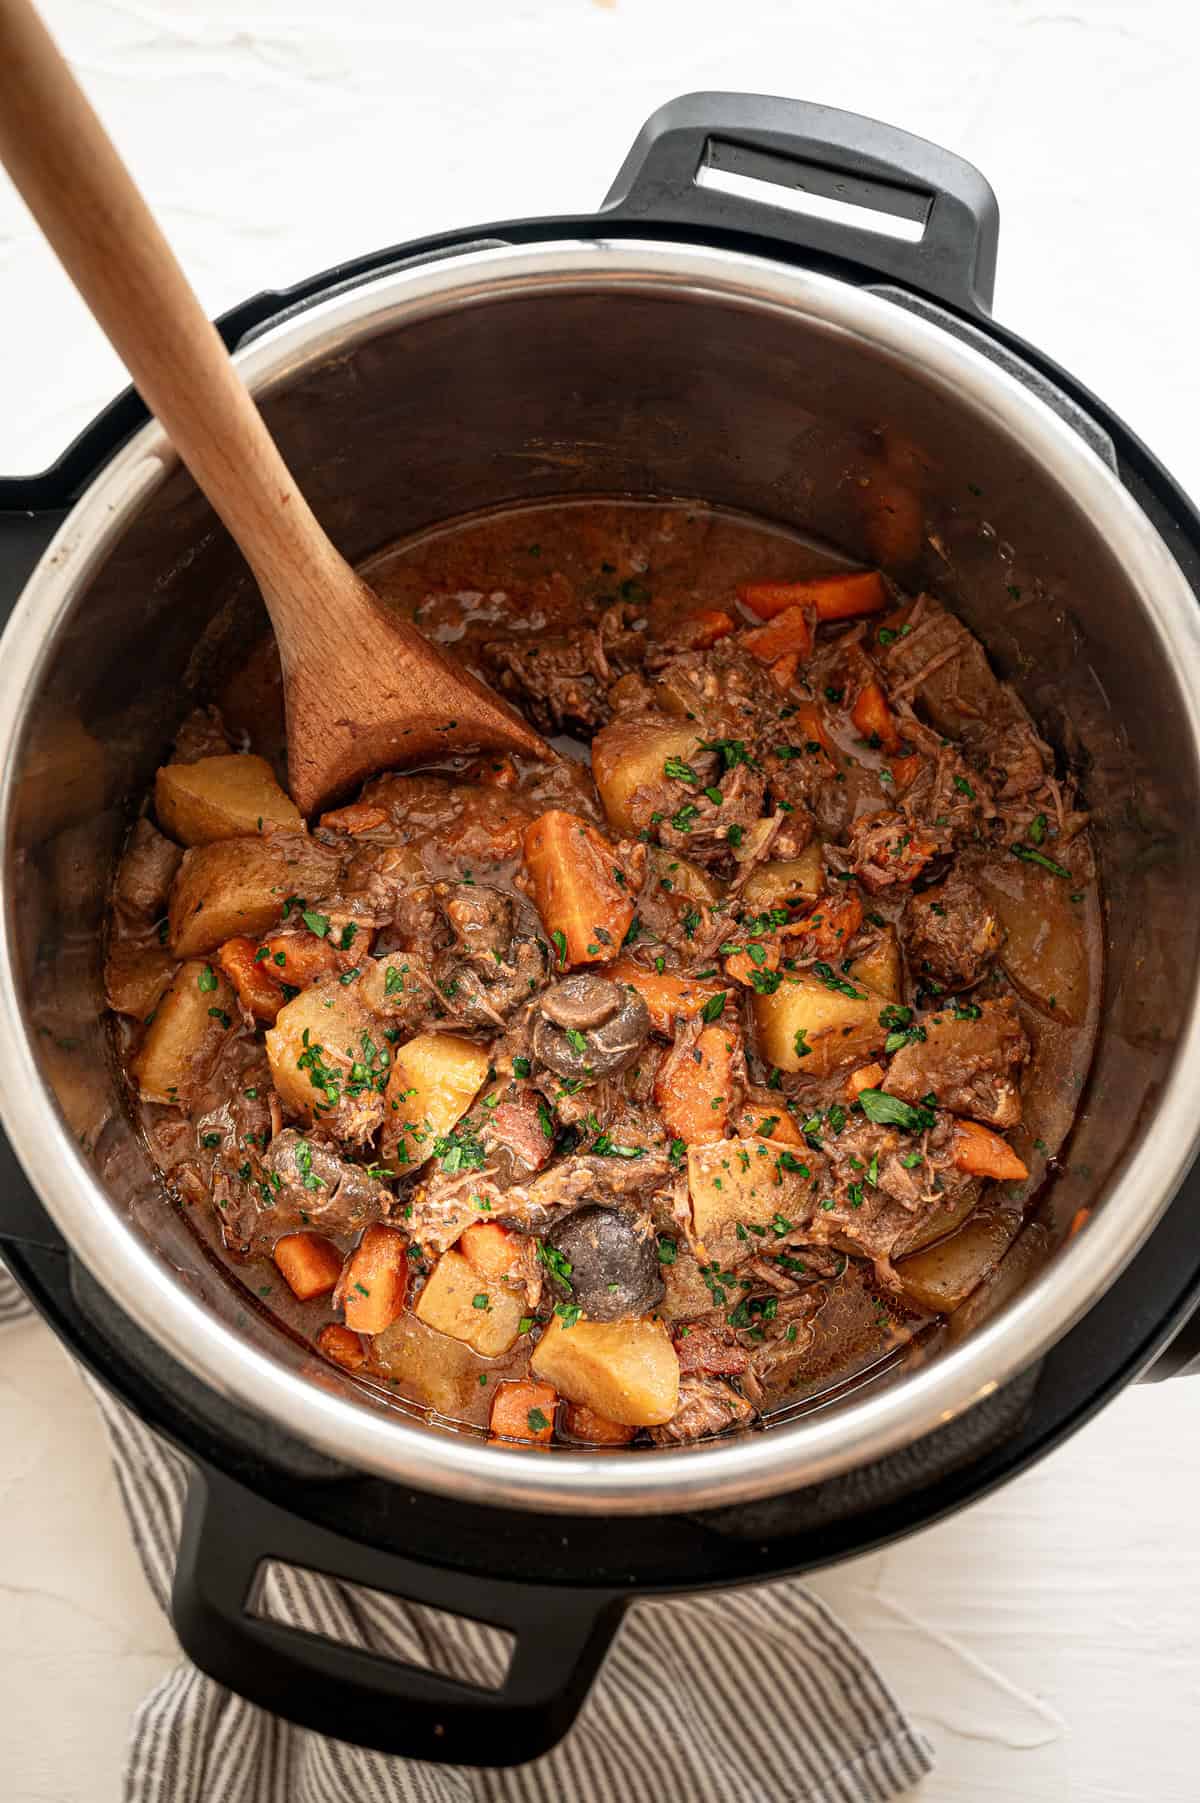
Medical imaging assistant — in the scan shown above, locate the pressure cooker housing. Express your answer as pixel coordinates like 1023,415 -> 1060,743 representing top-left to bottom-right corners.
3,95 -> 1200,1763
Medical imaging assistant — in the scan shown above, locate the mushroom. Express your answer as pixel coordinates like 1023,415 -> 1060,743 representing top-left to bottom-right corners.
544,1204 -> 664,1322
532,974 -> 649,1081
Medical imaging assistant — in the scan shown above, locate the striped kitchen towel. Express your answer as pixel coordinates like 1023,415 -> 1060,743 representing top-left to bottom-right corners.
0,1265 -> 933,1802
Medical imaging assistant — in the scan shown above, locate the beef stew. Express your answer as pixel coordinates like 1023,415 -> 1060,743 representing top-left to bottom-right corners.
106,500 -> 1100,1447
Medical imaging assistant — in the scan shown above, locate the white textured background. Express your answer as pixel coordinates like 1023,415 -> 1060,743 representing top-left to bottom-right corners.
2,3 -> 1200,1799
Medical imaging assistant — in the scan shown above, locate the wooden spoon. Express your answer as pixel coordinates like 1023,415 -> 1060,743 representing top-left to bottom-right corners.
0,0 -> 549,815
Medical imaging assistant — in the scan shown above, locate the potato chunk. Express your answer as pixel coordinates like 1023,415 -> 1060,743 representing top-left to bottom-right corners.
414,1248 -> 526,1356
591,716 -> 708,835
894,1205 -> 1023,1313
977,859 -> 1092,1024
753,973 -> 889,1076
740,846 -> 824,913
373,1313 -> 489,1416
530,1315 -> 679,1427
155,754 -> 301,846
849,925 -> 901,1002
265,982 -> 376,1119
381,1032 -> 490,1170
687,1137 -> 809,1242
168,834 -> 338,958
130,958 -> 236,1105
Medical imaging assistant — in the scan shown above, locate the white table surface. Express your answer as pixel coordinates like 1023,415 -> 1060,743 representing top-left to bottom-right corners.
3,2 -> 1200,1798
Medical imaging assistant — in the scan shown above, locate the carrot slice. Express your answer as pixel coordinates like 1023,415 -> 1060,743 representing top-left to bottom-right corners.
725,939 -> 782,987
742,604 -> 815,664
460,1221 -> 520,1282
320,801 -> 389,834
261,931 -> 340,988
687,608 -> 736,649
316,1323 -> 367,1372
952,1119 -> 1029,1182
654,1024 -> 736,1145
341,1224 -> 410,1335
523,810 -> 634,967
788,699 -> 836,765
274,1232 -> 344,1302
780,892 -> 863,958
490,1379 -> 558,1443
218,935 -> 285,1022
846,1061 -> 886,1100
607,957 -> 723,1034
739,570 -> 887,622
563,1401 -> 636,1445
887,753 -> 922,790
732,1102 -> 804,1146
1068,1207 -> 1091,1239
850,676 -> 902,753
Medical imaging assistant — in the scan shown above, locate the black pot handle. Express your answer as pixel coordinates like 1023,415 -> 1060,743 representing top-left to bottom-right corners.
602,91 -> 999,318
174,1463 -> 626,1765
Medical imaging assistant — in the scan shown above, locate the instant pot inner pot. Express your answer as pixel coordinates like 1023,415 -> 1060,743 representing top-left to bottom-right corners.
15,278 -> 1199,1444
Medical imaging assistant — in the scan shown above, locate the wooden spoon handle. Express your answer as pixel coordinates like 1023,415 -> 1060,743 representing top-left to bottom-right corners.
0,0 -> 341,600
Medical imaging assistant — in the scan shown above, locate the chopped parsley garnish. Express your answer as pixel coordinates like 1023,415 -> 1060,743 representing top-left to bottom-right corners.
857,1089 -> 936,1131
726,824 -> 744,848
538,1242 -> 574,1290
953,775 -> 975,799
590,1132 -> 646,1160
657,1235 -> 678,1265
664,756 -> 698,782
1029,812 -> 1048,845
671,802 -> 699,833
1011,843 -> 1071,879
793,1026 -> 812,1059
699,738 -> 757,770
813,961 -> 865,1000
207,1007 -> 231,1027
197,965 -> 218,993
668,1137 -> 687,1167
554,1302 -> 582,1329
512,1055 -> 531,1078
432,1123 -> 487,1173
700,991 -> 728,1023
302,908 -> 330,938
527,1407 -> 550,1433
551,928 -> 568,968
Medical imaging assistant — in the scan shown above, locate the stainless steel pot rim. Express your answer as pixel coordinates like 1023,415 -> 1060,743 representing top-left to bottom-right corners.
3,237 -> 1199,1515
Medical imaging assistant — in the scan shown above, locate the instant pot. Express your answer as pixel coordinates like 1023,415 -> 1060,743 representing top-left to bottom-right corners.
3,94 -> 1200,1764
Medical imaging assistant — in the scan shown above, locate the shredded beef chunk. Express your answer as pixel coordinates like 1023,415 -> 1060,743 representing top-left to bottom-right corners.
114,819 -> 182,925
650,1376 -> 755,1444
848,810 -> 940,892
172,705 -> 233,763
261,1129 -> 392,1238
484,607 -> 646,734
885,998 -> 1030,1128
904,873 -> 1004,991
115,504 -> 1098,1451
